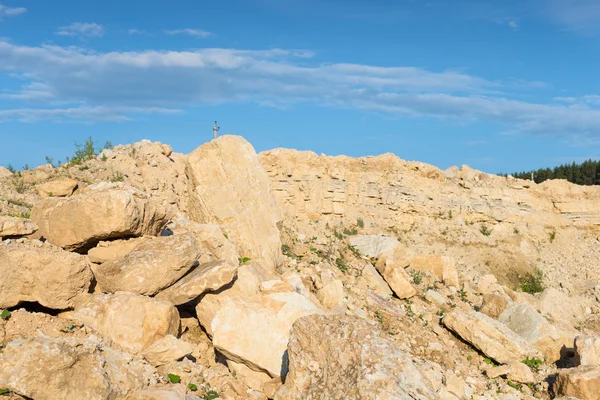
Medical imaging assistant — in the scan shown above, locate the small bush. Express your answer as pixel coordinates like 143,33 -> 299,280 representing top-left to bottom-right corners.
167,373 -> 181,384
348,245 -> 361,258
238,257 -> 251,265
357,217 -> 364,228
6,164 -> 15,173
520,268 -> 545,294
549,230 -> 556,242
223,233 -> 228,239
343,227 -> 358,236
479,224 -> 492,236
411,270 -> 424,285
0,309 -> 11,320
110,171 -> 125,182
522,357 -> 542,370
334,230 -> 344,240
188,383 -> 198,391
335,257 -> 347,272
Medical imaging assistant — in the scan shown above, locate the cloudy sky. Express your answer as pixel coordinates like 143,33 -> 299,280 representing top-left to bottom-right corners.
2,0 -> 600,173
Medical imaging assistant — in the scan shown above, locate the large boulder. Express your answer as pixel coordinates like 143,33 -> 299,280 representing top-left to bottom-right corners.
36,177 -> 78,197
196,262 -> 278,336
155,260 -> 238,305
212,292 -> 323,378
555,365 -> 600,400
498,302 -> 577,363
348,235 -> 400,258
442,310 -> 543,364
575,335 -> 600,367
375,257 -> 416,299
186,135 -> 282,267
87,238 -> 142,264
31,182 -> 169,251
92,234 -> 201,296
274,314 -> 435,399
166,218 -> 240,265
0,216 -> 37,238
74,292 -> 180,353
0,336 -> 157,400
0,241 -> 92,309
410,255 -> 459,288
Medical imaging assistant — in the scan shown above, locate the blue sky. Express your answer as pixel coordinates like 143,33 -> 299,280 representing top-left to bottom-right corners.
2,0 -> 600,173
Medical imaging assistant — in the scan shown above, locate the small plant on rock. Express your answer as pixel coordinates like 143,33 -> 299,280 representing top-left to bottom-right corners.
411,270 -> 424,285
110,171 -> 125,182
357,217 -> 364,228
479,224 -> 492,236
522,357 -> 542,370
188,383 -> 198,392
549,230 -> 556,243
238,257 -> 251,265
167,373 -> 181,384
0,310 -> 10,321
519,268 -> 545,294
335,257 -> 347,272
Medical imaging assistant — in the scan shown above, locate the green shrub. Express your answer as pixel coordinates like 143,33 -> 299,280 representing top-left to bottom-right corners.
520,268 -> 545,294
357,218 -> 364,228
343,227 -> 358,236
411,270 -> 424,285
6,164 -> 15,173
188,383 -> 198,391
479,224 -> 492,236
238,257 -> 251,265
167,373 -> 181,384
0,310 -> 10,320
110,171 -> 125,182
549,230 -> 556,242
522,357 -> 542,370
335,257 -> 347,272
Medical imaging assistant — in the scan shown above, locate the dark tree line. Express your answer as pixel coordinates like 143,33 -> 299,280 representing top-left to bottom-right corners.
500,159 -> 600,186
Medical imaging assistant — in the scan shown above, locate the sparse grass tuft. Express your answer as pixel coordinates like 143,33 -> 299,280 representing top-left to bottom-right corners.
110,171 -> 125,182
549,230 -> 556,243
479,224 -> 492,236
357,217 -> 364,228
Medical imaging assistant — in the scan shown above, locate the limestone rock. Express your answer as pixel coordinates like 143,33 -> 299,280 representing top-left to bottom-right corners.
166,218 -> 240,265
0,216 -> 38,238
498,302 -> 576,363
555,365 -> 600,400
442,310 -> 542,364
31,182 -> 169,251
316,278 -> 345,308
0,336 -> 157,400
0,165 -> 12,178
538,288 -> 591,328
87,238 -> 141,264
155,260 -> 238,305
141,335 -> 194,367
357,262 -> 393,297
186,135 -> 282,267
486,361 -> 536,384
480,290 -> 514,319
211,292 -> 323,378
376,259 -> 416,299
129,385 -> 186,400
74,292 -> 180,353
0,241 -> 92,309
410,255 -> 460,288
92,235 -> 201,296
575,335 -> 600,367
196,262 -> 278,336
348,235 -> 400,258
425,289 -> 447,307
274,314 -> 435,399
36,177 -> 78,197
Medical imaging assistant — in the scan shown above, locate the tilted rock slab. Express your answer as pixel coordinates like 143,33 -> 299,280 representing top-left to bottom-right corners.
166,218 -> 240,265
87,238 -> 141,264
141,335 -> 194,367
92,234 -> 201,296
443,310 -> 543,364
186,135 -> 282,267
499,302 -> 577,363
555,365 -> 600,400
0,241 -> 93,309
36,177 -> 78,197
275,314 -> 435,399
31,182 -> 168,251
211,292 -> 323,378
348,234 -> 400,258
0,336 -> 157,400
155,260 -> 238,305
74,292 -> 180,353
0,216 -> 37,238
574,335 -> 600,367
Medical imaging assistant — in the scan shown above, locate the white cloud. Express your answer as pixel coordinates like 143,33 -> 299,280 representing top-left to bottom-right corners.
540,0 -> 600,33
164,28 -> 212,38
127,29 -> 144,35
0,3 -> 26,19
56,23 -> 104,38
2,40 -> 600,140
507,20 -> 519,30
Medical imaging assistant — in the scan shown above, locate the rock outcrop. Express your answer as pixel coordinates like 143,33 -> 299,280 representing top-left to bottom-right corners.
92,234 -> 201,296
275,314 -> 435,399
31,182 -> 168,251
555,365 -> 600,400
186,135 -> 282,267
36,177 -> 78,197
73,292 -> 180,353
0,240 -> 92,309
0,336 -> 157,400
443,310 -> 543,364
0,215 -> 37,238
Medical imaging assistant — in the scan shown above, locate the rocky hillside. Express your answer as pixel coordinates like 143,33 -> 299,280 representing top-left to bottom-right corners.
1,135 -> 600,399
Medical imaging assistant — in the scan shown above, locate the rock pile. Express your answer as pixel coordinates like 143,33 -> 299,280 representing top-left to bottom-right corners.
1,135 -> 600,399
